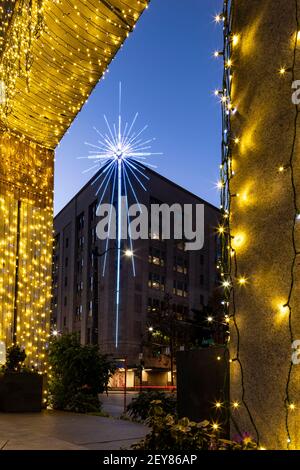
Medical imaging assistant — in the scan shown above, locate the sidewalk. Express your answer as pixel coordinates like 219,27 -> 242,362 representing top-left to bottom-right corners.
0,410 -> 148,450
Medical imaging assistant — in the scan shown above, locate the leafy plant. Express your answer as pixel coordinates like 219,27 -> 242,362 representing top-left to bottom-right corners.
5,344 -> 26,372
48,334 -> 116,413
127,390 -> 177,422
132,401 -> 258,451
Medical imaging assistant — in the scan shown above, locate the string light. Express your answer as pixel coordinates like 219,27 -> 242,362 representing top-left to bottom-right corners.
238,277 -> 247,286
216,0 -> 260,447
232,34 -> 239,47
279,67 -> 287,75
0,0 -> 150,149
0,2 -> 149,375
283,4 -> 300,448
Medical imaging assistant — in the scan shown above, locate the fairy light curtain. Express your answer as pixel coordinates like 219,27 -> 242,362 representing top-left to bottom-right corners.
0,0 -> 149,148
0,0 -> 149,372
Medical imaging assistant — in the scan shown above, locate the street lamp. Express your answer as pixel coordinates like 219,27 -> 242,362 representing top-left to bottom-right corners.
92,246 -> 133,259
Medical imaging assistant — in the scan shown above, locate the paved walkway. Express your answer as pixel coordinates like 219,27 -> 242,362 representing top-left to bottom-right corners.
100,391 -> 138,417
0,410 -> 148,450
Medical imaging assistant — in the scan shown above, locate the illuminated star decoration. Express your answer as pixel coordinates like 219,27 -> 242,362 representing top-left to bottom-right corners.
82,83 -> 162,348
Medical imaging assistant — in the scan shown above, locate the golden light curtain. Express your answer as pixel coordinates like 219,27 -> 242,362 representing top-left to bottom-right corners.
0,132 -> 53,370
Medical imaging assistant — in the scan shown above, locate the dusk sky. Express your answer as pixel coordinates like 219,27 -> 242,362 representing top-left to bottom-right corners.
54,0 -> 223,215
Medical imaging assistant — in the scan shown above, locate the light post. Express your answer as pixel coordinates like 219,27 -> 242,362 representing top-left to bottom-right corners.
92,246 -> 133,344
93,245 -> 133,406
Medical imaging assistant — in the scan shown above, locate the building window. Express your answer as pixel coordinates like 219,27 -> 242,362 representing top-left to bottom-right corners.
91,226 -> 97,245
200,275 -> 204,286
64,296 -> 67,306
148,273 -> 165,291
88,300 -> 93,317
200,294 -> 204,305
149,247 -> 165,267
64,276 -> 68,287
65,257 -> 68,267
173,256 -> 188,274
77,212 -> 85,231
77,258 -> 84,272
89,200 -> 98,223
65,237 -> 69,248
75,305 -> 83,321
200,254 -> 204,266
173,280 -> 188,297
77,281 -> 83,293
175,241 -> 185,251
148,298 -> 161,313
78,235 -> 84,249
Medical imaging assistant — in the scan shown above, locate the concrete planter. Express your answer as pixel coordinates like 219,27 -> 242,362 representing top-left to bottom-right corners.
0,372 -> 43,412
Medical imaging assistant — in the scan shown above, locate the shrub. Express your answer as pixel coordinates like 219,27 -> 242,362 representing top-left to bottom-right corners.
48,334 -> 115,413
5,345 -> 26,372
127,390 -> 177,422
132,401 -> 258,451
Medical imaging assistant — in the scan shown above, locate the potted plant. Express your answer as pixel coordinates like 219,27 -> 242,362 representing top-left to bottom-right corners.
0,345 -> 43,412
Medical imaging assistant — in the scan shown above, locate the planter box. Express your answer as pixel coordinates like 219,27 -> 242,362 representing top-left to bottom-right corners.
176,347 -> 229,436
0,372 -> 43,412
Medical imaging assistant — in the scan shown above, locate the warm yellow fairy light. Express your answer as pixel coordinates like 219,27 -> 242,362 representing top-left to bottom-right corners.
289,403 -> 296,411
279,67 -> 287,75
226,59 -> 232,68
207,316 -> 213,323
234,137 -> 240,144
217,356 -> 221,361
238,277 -> 247,286
222,280 -> 230,289
232,34 -> 239,46
215,14 -> 222,23
232,401 -> 240,409
280,304 -> 289,315
278,165 -> 284,172
217,180 -> 224,189
218,226 -> 225,234
215,402 -> 222,409
212,422 -> 220,431
297,31 -> 300,41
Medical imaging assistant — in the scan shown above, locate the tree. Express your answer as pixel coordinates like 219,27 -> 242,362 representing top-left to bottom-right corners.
48,334 -> 116,413
147,294 -> 193,386
146,290 -> 229,385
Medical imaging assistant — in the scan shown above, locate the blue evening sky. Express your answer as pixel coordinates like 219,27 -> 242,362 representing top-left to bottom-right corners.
54,0 -> 223,215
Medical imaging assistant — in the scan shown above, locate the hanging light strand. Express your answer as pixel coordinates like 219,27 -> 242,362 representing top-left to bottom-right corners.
216,0 -> 260,444
283,0 -> 300,450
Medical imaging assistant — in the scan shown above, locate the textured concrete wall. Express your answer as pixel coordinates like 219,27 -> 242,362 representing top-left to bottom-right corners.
229,0 -> 300,450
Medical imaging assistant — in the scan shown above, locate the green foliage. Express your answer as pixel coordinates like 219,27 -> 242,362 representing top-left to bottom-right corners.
5,344 -> 26,372
48,334 -> 116,413
127,390 -> 177,422
133,401 -> 258,451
